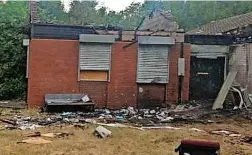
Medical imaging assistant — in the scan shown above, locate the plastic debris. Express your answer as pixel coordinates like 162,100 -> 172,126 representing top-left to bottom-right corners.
81,95 -> 90,103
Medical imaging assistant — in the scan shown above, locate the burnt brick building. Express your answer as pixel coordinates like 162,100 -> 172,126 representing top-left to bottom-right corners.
24,23 -> 191,109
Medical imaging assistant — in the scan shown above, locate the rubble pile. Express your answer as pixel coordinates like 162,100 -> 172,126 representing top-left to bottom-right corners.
0,102 -> 210,130
1,100 -> 252,131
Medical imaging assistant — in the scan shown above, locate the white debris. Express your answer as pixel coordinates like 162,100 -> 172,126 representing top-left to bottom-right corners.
81,95 -> 90,103
150,110 -> 156,114
211,130 -> 233,135
189,128 -> 205,132
94,126 -> 112,138
160,116 -> 174,122
141,126 -> 181,130
84,119 -> 97,124
19,124 -> 42,130
127,107 -> 137,115
97,123 -> 128,128
104,109 -> 111,114
229,134 -> 242,137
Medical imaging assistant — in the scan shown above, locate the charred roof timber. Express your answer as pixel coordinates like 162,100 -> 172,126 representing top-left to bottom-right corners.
185,35 -> 234,45
30,23 -> 122,40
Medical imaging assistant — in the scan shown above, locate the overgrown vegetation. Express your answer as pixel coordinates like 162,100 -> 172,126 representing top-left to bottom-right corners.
1,1 -> 252,100
0,1 -> 28,100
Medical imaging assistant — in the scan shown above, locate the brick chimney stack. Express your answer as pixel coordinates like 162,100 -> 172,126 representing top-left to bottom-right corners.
30,0 -> 40,23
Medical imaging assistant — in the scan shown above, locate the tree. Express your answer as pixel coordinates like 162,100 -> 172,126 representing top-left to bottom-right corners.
0,1 -> 28,99
163,1 -> 252,30
68,1 -> 98,25
39,1 -> 69,23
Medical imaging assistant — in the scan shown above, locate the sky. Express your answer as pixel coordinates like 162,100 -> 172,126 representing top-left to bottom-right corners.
61,0 -> 145,12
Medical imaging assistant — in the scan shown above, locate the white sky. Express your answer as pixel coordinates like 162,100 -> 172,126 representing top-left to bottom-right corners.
61,0 -> 145,12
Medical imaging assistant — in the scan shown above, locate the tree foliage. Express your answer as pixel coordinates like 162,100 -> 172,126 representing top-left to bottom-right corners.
163,1 -> 252,30
63,1 -> 252,30
0,1 -> 28,100
39,1 -> 69,23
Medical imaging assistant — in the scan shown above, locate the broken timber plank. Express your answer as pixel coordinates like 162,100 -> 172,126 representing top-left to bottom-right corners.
212,71 -> 238,110
242,89 -> 252,107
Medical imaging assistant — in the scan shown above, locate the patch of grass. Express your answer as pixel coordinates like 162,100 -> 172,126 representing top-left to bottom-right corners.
0,109 -> 252,155
0,123 -> 251,155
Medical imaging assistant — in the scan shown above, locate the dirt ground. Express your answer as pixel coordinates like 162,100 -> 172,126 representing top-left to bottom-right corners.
0,109 -> 252,155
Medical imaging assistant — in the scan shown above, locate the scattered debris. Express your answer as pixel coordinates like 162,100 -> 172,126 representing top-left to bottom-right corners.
81,95 -> 91,103
41,132 -> 73,138
0,101 -> 9,104
26,132 -> 73,138
141,126 -> 181,130
94,126 -> 112,138
18,138 -> 52,144
0,101 -> 27,109
0,119 -> 17,126
26,132 -> 41,137
1,102 -> 252,132
210,130 -> 238,136
241,136 -> 252,144
189,128 -> 205,132
229,134 -> 242,137
73,124 -> 88,130
212,71 -> 237,110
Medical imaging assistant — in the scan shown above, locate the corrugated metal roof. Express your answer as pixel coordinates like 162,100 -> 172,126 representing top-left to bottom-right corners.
187,12 -> 252,35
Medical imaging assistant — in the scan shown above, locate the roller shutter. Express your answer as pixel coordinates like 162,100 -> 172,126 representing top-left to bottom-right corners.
137,44 -> 169,83
79,43 -> 111,70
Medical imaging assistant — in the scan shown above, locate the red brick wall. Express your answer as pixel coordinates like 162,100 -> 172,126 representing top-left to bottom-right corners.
107,42 -> 138,109
28,39 -> 79,108
166,43 -> 180,102
79,81 -> 107,108
166,43 -> 191,103
28,39 -> 191,109
182,43 -> 191,101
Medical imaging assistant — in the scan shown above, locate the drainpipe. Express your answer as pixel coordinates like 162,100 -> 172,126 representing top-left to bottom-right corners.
178,42 -> 184,104
23,39 -> 30,104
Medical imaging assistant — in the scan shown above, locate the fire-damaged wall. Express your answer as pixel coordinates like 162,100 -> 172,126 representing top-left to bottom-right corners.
27,34 -> 191,109
229,44 -> 252,92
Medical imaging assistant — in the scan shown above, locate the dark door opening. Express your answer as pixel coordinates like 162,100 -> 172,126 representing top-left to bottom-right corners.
189,56 -> 225,100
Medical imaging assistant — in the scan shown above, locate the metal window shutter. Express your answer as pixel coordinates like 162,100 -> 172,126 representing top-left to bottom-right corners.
79,43 -> 111,70
137,44 -> 169,83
